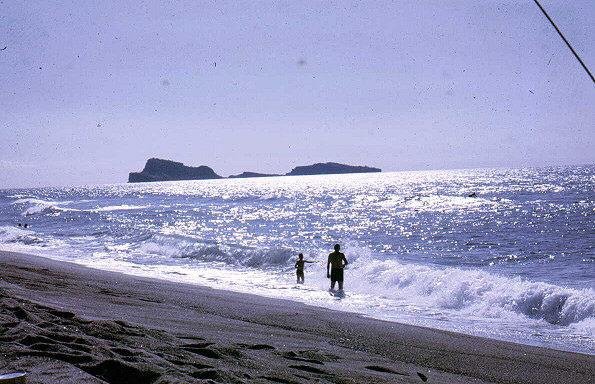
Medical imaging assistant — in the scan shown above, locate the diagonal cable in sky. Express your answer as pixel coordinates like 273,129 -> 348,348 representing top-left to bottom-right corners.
533,0 -> 594,84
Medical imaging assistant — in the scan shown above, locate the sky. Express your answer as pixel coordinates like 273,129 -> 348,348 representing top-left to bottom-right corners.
0,0 -> 593,188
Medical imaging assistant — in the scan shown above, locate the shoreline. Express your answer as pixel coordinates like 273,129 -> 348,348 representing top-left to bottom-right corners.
4,243 -> 591,356
1,251 -> 593,383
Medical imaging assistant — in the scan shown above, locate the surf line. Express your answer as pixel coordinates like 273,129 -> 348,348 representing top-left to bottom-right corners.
533,0 -> 594,83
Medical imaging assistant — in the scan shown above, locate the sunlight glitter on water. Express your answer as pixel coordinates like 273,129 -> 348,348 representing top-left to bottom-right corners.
1,166 -> 594,353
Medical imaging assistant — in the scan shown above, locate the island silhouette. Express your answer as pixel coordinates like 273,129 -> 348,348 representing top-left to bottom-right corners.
228,171 -> 280,179
128,158 -> 380,183
128,158 -> 222,182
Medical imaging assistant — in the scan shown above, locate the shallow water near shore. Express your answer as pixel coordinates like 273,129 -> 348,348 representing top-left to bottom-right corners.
1,166 -> 593,354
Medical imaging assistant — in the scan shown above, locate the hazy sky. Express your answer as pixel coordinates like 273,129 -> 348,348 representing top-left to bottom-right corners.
1,0 -> 593,188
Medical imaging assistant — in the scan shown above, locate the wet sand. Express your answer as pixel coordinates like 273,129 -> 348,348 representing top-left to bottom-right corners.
0,251 -> 592,383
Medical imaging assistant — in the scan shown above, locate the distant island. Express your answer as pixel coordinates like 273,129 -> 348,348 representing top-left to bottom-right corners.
285,162 -> 381,176
128,158 -> 222,182
128,159 -> 381,183
228,172 -> 280,179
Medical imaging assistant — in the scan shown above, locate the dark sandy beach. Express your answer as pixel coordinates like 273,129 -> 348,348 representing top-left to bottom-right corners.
0,251 -> 592,384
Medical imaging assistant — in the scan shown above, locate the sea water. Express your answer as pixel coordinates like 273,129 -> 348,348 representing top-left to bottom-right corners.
0,166 -> 593,354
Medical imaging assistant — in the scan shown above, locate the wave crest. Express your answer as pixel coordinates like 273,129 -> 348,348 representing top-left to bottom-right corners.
128,235 -> 295,268
351,256 -> 594,326
11,198 -> 149,216
12,198 -> 67,216
113,236 -> 595,327
91,204 -> 150,212
0,226 -> 46,245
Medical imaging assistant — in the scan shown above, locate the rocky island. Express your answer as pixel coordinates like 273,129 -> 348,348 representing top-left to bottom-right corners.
128,158 -> 222,182
286,162 -> 381,176
128,159 -> 381,182
228,172 -> 280,179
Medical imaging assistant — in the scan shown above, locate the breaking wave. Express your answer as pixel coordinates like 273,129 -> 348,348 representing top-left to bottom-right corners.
1,166 -> 593,353
0,226 -> 46,245
11,198 -> 149,216
105,234 -> 594,327
349,255 -> 595,326
131,236 -> 294,268
12,198 -> 68,216
91,204 -> 150,212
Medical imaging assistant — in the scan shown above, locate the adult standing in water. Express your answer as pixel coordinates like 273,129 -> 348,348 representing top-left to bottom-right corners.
327,244 -> 348,291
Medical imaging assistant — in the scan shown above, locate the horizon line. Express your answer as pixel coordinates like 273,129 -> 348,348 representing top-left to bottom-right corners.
1,162 -> 593,191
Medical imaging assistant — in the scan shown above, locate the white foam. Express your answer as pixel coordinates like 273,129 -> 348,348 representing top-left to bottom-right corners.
0,226 -> 45,245
91,204 -> 150,212
6,194 -> 34,199
2,233 -> 593,352
347,255 -> 595,327
134,236 -> 294,268
98,234 -> 595,329
570,318 -> 595,339
10,198 -> 148,215
12,198 -> 70,216
1,167 -> 592,353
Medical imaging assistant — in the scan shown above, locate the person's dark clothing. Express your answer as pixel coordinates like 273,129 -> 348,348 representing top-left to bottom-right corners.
327,250 -> 348,284
327,251 -> 347,269
330,267 -> 344,283
295,259 -> 307,271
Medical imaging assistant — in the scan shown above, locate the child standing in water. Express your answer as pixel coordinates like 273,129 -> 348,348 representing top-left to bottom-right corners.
295,253 -> 315,284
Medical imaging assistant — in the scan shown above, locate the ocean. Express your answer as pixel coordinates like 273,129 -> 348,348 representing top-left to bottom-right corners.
1,166 -> 593,354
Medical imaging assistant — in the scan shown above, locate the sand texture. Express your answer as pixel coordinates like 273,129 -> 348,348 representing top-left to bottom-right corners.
0,251 -> 593,383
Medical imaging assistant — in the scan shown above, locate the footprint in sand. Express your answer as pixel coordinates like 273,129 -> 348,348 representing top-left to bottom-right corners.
289,364 -> 327,375
190,369 -> 221,380
182,344 -> 221,359
260,376 -> 294,384
243,343 -> 276,350
83,359 -> 161,384
281,351 -> 324,365
365,365 -> 408,376
278,349 -> 339,365
111,347 -> 136,357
